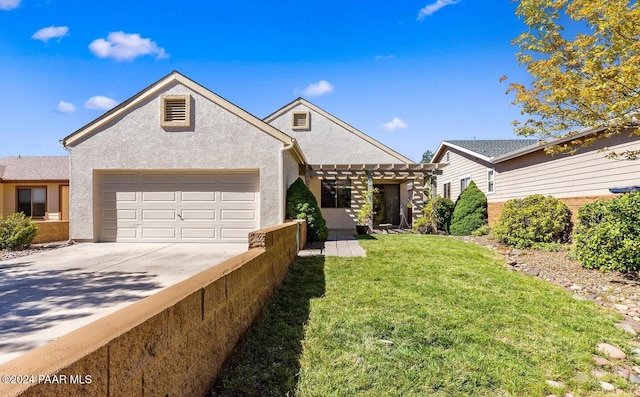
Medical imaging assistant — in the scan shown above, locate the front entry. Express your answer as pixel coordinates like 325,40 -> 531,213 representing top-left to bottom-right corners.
373,184 -> 400,226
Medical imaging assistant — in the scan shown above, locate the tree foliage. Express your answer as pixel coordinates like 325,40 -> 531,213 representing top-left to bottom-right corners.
506,0 -> 640,160
421,150 -> 435,163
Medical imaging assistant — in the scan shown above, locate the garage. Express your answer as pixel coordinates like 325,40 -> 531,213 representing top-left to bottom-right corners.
99,171 -> 259,243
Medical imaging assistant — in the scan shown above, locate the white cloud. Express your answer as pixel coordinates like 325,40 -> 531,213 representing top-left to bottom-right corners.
417,0 -> 459,20
302,80 -> 334,96
32,26 -> 69,43
0,0 -> 20,11
381,117 -> 408,132
84,96 -> 118,110
57,101 -> 76,113
89,31 -> 169,61
374,54 -> 395,61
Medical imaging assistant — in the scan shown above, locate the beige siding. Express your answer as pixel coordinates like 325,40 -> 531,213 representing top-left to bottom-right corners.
434,149 -> 494,202
492,133 -> 640,202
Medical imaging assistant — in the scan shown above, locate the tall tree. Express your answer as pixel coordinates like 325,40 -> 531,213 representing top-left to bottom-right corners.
506,0 -> 640,160
421,149 -> 435,163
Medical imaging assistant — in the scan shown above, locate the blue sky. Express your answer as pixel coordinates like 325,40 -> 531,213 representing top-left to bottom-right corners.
0,0 -> 531,162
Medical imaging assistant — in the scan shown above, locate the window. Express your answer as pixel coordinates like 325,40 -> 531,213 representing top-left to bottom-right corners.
446,151 -> 450,162
460,176 -> 471,193
487,169 -> 495,193
291,111 -> 310,130
17,187 -> 46,217
443,182 -> 451,199
321,180 -> 351,208
161,95 -> 191,127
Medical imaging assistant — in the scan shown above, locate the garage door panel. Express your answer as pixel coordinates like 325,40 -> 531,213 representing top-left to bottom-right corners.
142,209 -> 175,220
100,171 -> 259,243
181,191 -> 216,202
181,209 -> 215,220
181,228 -> 216,239
142,191 -> 177,202
221,191 -> 256,201
142,174 -> 177,184
220,209 -> 256,221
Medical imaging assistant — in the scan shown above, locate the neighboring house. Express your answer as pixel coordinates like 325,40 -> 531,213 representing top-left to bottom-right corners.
61,71 -> 437,243
0,156 -> 69,243
431,130 -> 640,224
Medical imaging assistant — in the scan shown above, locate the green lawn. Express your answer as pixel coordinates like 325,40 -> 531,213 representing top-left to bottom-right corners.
211,234 -> 635,396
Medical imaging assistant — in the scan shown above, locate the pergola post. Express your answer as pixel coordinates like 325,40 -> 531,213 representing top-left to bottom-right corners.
366,170 -> 374,232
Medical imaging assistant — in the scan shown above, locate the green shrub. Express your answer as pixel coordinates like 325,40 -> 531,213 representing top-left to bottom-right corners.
471,224 -> 491,236
492,195 -> 572,248
286,178 -> 328,241
422,195 -> 455,234
0,212 -> 39,250
449,181 -> 487,236
412,216 -> 429,233
573,193 -> 640,272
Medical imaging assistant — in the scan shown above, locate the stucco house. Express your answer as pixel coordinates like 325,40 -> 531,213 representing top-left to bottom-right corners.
0,156 -> 69,242
430,129 -> 640,224
61,71 -> 437,243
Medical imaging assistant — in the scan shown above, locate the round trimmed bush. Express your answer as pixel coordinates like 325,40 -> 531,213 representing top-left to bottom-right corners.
286,178 -> 328,241
492,194 -> 572,248
573,193 -> 640,272
449,181 -> 488,236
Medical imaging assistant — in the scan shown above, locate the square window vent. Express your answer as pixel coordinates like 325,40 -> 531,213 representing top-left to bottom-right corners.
161,95 -> 191,127
291,111 -> 310,130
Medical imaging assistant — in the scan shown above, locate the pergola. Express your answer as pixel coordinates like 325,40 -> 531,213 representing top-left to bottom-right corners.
303,163 -> 444,225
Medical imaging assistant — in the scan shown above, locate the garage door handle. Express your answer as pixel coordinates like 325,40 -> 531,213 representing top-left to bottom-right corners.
177,214 -> 184,221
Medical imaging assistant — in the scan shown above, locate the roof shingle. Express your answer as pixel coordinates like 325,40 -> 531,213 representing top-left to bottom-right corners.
0,156 -> 69,181
446,139 -> 538,158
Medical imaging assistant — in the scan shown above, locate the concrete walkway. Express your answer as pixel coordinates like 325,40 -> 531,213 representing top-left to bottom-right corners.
298,230 -> 366,257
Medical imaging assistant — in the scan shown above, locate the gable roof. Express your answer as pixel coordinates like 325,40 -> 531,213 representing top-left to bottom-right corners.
263,97 -> 414,164
61,71 -> 307,164
432,139 -> 538,163
0,156 -> 69,181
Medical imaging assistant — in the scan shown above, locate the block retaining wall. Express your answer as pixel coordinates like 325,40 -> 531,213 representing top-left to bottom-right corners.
33,221 -> 69,244
0,220 -> 306,397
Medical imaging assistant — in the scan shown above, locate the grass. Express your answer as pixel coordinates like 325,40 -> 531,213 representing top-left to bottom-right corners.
211,234 -> 634,396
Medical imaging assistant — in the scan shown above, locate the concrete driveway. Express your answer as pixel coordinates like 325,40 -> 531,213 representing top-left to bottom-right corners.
0,242 -> 247,365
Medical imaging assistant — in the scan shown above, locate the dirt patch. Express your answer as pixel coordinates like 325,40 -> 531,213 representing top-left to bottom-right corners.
452,235 -> 640,324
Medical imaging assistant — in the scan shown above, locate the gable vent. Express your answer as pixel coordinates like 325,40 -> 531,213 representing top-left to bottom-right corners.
291,111 -> 310,130
161,94 -> 191,127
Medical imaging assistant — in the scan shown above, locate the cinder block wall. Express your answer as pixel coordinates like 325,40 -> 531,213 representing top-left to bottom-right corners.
488,195 -> 617,226
0,220 -> 306,397
32,221 -> 69,244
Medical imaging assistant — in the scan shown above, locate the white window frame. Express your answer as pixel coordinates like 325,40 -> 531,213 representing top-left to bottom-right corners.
291,111 -> 310,130
460,175 -> 471,193
487,169 -> 495,194
443,181 -> 451,199
161,94 -> 191,128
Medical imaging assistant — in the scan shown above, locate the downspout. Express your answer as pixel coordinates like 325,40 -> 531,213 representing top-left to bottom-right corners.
279,139 -> 295,224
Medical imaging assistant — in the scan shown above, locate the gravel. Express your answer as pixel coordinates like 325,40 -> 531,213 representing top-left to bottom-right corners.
0,241 -> 73,262
452,235 -> 640,323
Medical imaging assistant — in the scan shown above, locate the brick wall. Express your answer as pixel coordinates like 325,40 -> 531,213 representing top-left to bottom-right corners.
0,220 -> 306,397
488,195 -> 617,226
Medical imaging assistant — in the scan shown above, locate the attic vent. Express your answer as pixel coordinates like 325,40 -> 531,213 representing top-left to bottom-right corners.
161,95 -> 191,127
291,111 -> 310,130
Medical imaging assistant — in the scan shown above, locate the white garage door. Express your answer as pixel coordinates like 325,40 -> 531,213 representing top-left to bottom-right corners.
100,171 -> 260,243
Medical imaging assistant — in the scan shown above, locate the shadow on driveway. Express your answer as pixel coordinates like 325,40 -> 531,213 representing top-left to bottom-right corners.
211,255 -> 326,397
0,261 -> 163,357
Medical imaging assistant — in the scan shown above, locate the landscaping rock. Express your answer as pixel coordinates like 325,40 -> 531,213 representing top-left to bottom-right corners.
526,268 -> 540,277
510,249 -> 522,256
593,356 -> 612,366
597,343 -> 627,359
630,374 -> 640,384
592,369 -> 607,379
569,284 -> 583,291
614,323 -> 637,336
545,380 -> 564,389
377,339 -> 394,346
613,366 -> 630,378
614,304 -> 629,313
599,381 -> 615,391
